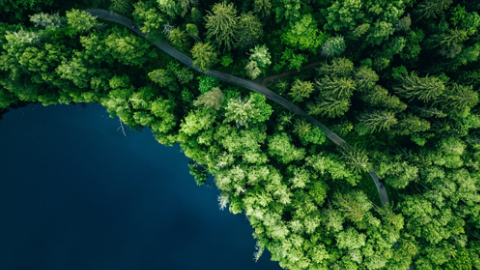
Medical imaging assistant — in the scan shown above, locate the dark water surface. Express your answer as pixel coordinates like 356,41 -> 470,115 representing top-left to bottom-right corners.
0,104 -> 281,270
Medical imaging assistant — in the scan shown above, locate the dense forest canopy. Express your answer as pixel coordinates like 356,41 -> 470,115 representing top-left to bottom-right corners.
1,0 -> 480,269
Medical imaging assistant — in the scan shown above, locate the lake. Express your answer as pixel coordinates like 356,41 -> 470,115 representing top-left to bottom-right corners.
0,103 -> 281,270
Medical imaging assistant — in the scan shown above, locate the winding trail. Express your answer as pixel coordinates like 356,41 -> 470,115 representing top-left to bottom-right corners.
86,9 -> 389,206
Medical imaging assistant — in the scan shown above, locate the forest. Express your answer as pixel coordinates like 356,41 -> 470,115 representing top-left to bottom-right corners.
1,0 -> 480,269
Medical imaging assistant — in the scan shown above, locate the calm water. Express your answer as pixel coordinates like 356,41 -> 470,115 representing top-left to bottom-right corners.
0,104 -> 281,270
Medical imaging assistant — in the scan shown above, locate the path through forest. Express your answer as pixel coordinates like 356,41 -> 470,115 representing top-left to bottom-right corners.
86,9 -> 390,206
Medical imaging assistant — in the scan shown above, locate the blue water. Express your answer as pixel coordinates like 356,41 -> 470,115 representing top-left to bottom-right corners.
0,104 -> 281,270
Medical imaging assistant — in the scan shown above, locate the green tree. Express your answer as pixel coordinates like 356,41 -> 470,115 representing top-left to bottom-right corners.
324,0 -> 363,31
321,36 -> 346,57
354,66 -> 379,92
194,87 -> 224,110
180,107 -> 216,136
0,88 -> 19,108
281,14 -> 327,53
245,61 -> 262,79
273,0 -> 301,23
316,76 -> 356,100
365,21 -> 395,46
253,0 -> 271,16
188,161 -> 208,186
169,28 -> 189,51
132,1 -> 164,34
289,80 -> 314,102
268,133 -> 306,164
395,72 -> 446,102
205,2 -> 238,52
318,58 -> 354,78
66,9 -> 98,34
308,98 -> 351,118
157,0 -> 180,18
185,23 -> 200,41
336,227 -> 366,250
362,85 -> 407,111
105,28 -> 157,66
30,12 -> 62,30
358,110 -> 398,132
441,84 -> 479,117
236,13 -> 262,49
341,145 -> 371,172
351,23 -> 370,39
417,0 -> 453,19
393,115 -> 431,135
191,42 -> 219,71
148,69 -> 175,87
224,93 -> 272,127
249,45 -> 272,68
110,0 -> 132,15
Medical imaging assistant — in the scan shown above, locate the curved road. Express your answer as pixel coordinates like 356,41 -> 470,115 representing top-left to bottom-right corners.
86,9 -> 389,206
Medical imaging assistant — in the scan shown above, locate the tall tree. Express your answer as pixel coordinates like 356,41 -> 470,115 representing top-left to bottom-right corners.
205,2 -> 238,52
191,42 -> 219,71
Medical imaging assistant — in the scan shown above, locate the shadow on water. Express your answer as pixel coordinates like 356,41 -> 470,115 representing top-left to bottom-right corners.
0,103 -> 281,270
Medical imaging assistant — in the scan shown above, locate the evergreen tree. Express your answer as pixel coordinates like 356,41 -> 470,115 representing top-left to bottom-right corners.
318,58 -> 354,78
191,42 -> 219,71
308,98 -> 350,118
316,76 -> 356,100
289,80 -> 314,102
354,66 -> 379,92
321,36 -> 346,57
395,72 -> 446,102
205,2 -> 238,52
236,13 -> 262,49
358,110 -> 398,132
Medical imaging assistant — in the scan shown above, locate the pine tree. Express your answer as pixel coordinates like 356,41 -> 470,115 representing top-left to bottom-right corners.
191,42 -> 219,71
253,0 -> 271,16
358,110 -> 398,132
441,84 -> 479,116
318,58 -> 354,77
289,79 -> 314,102
354,66 -> 379,92
205,2 -> 238,52
316,76 -> 356,100
341,145 -> 371,173
395,72 -> 446,102
169,28 -> 189,51
308,98 -> 350,118
110,0 -> 132,15
352,24 -> 370,39
321,36 -> 346,57
185,23 -> 200,41
236,13 -> 262,49
417,0 -> 453,19
363,85 -> 407,111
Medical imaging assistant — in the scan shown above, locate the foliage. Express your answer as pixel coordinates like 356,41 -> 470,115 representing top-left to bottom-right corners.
188,161 -> 208,186
289,79 -> 314,102
66,9 -> 98,34
236,13 -> 262,49
191,42 -> 219,71
321,36 -> 346,58
205,2 -> 238,52
194,87 -> 224,110
3,3 -> 480,270
281,14 -> 327,53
